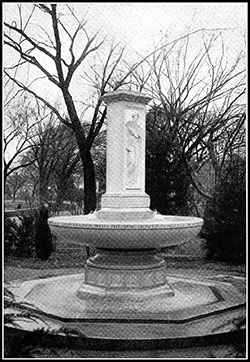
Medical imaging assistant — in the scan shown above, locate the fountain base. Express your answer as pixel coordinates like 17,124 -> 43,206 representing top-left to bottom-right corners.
5,272 -> 245,344
83,248 -> 172,292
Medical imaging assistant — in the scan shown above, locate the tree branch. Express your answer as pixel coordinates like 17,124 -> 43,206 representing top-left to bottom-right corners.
4,70 -> 72,128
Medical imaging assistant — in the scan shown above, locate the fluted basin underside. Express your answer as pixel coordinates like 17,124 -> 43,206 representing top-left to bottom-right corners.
48,213 -> 204,249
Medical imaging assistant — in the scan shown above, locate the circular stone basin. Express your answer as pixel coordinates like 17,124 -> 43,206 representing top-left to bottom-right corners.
48,213 -> 204,249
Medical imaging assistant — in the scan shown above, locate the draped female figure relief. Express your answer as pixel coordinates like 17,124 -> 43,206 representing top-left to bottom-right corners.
125,113 -> 142,188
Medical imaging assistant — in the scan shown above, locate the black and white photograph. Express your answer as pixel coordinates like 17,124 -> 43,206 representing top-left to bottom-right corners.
3,2 -> 247,359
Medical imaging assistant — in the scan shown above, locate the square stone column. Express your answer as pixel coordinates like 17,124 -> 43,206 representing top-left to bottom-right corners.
97,90 -> 153,220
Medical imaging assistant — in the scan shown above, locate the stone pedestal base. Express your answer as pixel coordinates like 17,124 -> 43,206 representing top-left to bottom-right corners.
96,208 -> 154,221
76,282 -> 174,307
97,193 -> 154,220
77,249 -> 174,300
101,193 -> 151,209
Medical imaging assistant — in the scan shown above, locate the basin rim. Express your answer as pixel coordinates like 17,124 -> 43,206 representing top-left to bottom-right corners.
48,215 -> 204,230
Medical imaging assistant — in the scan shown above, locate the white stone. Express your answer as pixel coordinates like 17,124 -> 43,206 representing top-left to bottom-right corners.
47,91 -> 204,295
100,90 -> 151,217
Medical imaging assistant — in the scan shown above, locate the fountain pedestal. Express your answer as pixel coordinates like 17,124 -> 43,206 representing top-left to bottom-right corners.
97,90 -> 153,221
77,248 -> 174,300
76,91 -> 174,299
78,90 -> 172,298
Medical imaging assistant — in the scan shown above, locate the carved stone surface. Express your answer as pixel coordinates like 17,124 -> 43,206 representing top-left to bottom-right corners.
96,208 -> 154,221
101,90 -> 152,105
100,193 -> 150,209
85,266 -> 168,290
11,273 -> 245,327
48,214 -> 204,249
83,248 -> 169,292
125,113 -> 142,188
49,214 -> 203,229
98,91 -> 150,214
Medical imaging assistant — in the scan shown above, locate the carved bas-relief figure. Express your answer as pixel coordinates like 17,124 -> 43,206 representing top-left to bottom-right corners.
125,113 -> 142,188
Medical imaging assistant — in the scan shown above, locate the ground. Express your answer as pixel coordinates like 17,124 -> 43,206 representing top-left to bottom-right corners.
4,244 -> 246,358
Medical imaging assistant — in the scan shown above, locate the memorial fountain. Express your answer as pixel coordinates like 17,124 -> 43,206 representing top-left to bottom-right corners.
5,90 -> 245,348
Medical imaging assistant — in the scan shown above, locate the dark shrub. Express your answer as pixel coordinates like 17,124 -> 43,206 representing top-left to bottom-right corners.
4,215 -> 34,257
34,206 -> 53,260
146,109 -> 192,215
201,155 -> 246,264
4,216 -> 19,257
15,215 -> 34,256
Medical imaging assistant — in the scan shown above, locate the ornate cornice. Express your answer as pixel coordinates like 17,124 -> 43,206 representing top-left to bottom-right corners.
102,90 -> 151,105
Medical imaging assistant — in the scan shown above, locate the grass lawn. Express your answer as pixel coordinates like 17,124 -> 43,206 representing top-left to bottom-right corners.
4,243 -> 246,280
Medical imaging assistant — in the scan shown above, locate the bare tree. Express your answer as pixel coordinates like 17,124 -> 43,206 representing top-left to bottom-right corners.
50,126 -> 81,210
143,31 -> 246,202
4,95 -> 42,187
3,4 -> 150,213
21,110 -> 81,207
5,170 -> 27,202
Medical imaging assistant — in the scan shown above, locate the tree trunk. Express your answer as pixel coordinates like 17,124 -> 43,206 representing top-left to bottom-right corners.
61,90 -> 97,214
55,189 -> 64,212
83,149 -> 96,214
4,168 -> 7,191
39,178 -> 48,207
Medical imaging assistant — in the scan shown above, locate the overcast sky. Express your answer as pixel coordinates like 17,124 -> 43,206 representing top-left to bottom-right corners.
3,3 -> 246,108
4,2 -> 246,56
3,2 -> 246,107
3,3 -> 247,161
4,2 -> 246,98
71,2 -> 247,55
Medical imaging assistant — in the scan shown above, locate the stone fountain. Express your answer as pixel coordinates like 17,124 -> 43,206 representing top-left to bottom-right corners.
5,91 -> 245,348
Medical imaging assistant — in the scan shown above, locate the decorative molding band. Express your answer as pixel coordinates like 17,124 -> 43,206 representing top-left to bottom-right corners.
102,90 -> 151,105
